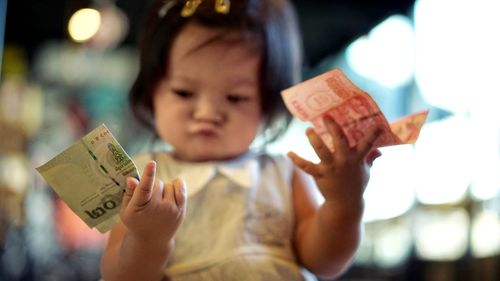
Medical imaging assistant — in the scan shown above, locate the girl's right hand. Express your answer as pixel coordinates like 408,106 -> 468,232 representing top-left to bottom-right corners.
120,161 -> 187,242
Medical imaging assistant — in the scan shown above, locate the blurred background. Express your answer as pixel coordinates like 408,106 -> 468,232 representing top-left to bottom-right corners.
1,0 -> 499,280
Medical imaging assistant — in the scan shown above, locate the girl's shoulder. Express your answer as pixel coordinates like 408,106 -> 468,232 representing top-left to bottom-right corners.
253,150 -> 292,165
251,151 -> 295,179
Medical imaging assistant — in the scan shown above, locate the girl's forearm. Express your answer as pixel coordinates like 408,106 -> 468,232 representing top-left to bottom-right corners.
295,200 -> 364,279
101,234 -> 174,281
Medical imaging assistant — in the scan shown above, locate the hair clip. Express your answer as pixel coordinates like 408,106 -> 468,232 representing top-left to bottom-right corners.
214,0 -> 230,14
181,0 -> 203,17
180,0 -> 231,17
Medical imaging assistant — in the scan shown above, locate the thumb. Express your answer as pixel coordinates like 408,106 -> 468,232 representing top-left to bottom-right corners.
287,151 -> 320,177
122,177 -> 139,209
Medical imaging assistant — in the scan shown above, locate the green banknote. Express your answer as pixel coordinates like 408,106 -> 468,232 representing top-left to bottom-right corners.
36,124 -> 139,233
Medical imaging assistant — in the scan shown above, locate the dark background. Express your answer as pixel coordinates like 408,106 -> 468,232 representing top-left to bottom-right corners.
4,0 -> 416,68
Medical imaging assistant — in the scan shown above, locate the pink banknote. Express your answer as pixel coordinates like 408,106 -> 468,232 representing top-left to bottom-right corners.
281,68 -> 428,150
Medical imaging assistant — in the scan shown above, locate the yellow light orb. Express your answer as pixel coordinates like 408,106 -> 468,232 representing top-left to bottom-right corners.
67,8 -> 101,42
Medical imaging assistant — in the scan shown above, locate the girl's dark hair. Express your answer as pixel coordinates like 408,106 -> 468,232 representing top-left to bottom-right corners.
130,0 -> 303,143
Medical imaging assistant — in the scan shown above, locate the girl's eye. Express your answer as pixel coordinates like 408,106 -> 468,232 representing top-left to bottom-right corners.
172,89 -> 193,99
227,95 -> 249,104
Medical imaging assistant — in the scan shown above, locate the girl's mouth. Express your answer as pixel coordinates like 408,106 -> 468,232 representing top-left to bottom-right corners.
195,129 -> 218,137
190,124 -> 220,137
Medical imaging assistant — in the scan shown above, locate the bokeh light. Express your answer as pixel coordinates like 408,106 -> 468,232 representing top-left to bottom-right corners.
67,8 -> 101,42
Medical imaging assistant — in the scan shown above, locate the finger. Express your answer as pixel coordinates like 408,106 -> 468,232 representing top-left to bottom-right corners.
366,148 -> 382,166
122,177 -> 138,209
323,116 -> 349,155
162,181 -> 175,205
306,128 -> 333,163
131,161 -> 156,207
356,127 -> 383,159
172,178 -> 187,209
153,179 -> 165,203
287,151 -> 320,177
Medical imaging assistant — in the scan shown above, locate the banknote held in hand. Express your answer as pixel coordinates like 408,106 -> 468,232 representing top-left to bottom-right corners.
36,124 -> 139,233
281,68 -> 429,150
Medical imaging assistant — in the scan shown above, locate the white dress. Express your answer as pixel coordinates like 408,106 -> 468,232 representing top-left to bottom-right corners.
133,151 -> 317,281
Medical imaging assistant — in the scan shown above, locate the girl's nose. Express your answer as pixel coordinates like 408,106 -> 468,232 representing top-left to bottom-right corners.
193,96 -> 224,124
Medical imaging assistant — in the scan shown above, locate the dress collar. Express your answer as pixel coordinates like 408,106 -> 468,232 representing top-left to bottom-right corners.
161,152 -> 258,196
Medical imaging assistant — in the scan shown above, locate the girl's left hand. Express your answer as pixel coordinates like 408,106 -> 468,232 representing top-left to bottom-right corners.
288,116 -> 382,205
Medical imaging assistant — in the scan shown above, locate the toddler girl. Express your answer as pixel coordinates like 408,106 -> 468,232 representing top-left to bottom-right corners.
100,0 -> 381,280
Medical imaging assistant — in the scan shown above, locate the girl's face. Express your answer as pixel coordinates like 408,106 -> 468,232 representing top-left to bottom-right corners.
153,23 -> 262,162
